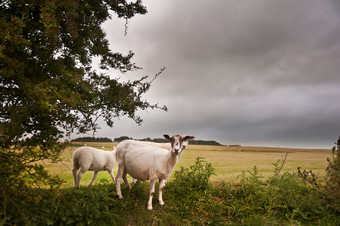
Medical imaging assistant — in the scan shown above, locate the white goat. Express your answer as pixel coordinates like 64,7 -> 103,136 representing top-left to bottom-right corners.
115,134 -> 193,210
130,136 -> 195,184
72,146 -> 116,189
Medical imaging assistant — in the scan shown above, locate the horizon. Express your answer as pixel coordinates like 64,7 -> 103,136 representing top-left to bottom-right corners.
68,134 -> 335,150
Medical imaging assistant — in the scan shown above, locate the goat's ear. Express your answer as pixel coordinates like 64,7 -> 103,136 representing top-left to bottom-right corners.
183,136 -> 195,141
163,134 -> 171,140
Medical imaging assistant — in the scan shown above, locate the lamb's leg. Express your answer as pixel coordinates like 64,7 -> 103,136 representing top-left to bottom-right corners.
122,170 -> 131,190
108,170 -> 115,183
147,179 -> 156,211
76,169 -> 86,189
72,158 -> 80,189
72,168 -> 78,189
158,179 -> 166,206
115,163 -> 125,199
88,171 -> 98,186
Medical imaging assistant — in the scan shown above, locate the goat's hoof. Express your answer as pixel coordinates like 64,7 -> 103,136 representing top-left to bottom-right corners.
117,195 -> 123,199
159,201 -> 165,206
147,206 -> 153,211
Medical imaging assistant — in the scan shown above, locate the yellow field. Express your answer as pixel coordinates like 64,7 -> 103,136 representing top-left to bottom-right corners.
44,143 -> 332,188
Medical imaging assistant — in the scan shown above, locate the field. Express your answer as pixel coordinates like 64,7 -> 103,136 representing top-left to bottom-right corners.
7,142 -> 338,225
45,142 -> 332,187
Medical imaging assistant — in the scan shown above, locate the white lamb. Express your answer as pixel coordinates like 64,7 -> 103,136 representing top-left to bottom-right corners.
72,146 -> 116,189
115,134 -> 193,210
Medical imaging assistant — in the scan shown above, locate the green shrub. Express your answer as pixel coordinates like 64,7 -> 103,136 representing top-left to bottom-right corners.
172,157 -> 215,194
298,137 -> 340,214
1,180 -> 123,225
212,158 -> 338,225
2,154 -> 339,225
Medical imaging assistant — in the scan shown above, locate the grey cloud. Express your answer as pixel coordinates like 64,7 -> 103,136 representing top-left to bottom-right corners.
90,0 -> 340,148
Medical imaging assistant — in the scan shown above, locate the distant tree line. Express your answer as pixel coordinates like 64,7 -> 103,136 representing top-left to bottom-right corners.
114,136 -> 133,142
71,136 -> 222,145
189,140 -> 221,145
119,136 -> 221,145
71,137 -> 113,142
71,136 -> 221,145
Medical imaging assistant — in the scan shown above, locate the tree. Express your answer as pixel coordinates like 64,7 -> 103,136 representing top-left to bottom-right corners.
114,136 -> 131,142
0,0 -> 166,192
71,137 -> 113,142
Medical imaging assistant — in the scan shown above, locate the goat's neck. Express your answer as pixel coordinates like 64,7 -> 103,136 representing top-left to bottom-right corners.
166,151 -> 179,170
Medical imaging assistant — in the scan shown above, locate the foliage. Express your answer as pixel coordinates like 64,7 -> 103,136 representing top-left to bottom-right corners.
324,140 -> 340,212
1,180 -> 122,225
139,137 -> 169,143
166,157 -> 339,225
172,157 -> 216,194
113,136 -> 132,142
298,137 -> 340,213
189,139 -> 221,145
139,137 -> 221,145
1,157 -> 340,225
0,0 -> 166,200
71,136 -> 113,142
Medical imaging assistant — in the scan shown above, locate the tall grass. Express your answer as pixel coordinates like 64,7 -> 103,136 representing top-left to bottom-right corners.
2,153 -> 339,225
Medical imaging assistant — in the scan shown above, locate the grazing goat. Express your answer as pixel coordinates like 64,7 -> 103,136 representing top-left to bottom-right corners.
72,146 -> 116,189
115,134 -> 193,210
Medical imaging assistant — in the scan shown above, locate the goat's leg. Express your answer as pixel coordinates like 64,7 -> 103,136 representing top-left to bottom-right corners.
122,170 -> 131,190
115,163 -> 125,199
147,179 -> 156,211
88,171 -> 98,186
158,179 -> 166,206
108,170 -> 115,183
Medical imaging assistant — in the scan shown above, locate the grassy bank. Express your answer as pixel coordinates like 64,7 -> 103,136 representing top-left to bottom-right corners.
2,143 -> 338,225
3,157 -> 339,225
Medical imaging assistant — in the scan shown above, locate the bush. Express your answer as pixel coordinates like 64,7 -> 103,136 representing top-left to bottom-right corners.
172,157 -> 215,194
1,179 -> 126,225
298,137 -> 340,214
2,154 -> 339,225
211,158 -> 338,225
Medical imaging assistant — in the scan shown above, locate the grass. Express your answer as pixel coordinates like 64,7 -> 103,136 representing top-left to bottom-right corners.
4,143 -> 339,225
43,143 -> 332,188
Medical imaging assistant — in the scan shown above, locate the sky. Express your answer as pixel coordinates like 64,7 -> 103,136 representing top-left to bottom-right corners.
84,0 -> 340,148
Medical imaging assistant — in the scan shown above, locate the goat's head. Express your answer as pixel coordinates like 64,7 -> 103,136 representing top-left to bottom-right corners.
164,134 -> 194,155
181,135 -> 195,150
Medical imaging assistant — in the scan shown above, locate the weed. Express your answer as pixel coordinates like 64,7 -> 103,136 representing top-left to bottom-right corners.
172,157 -> 215,194
298,137 -> 340,214
2,154 -> 339,225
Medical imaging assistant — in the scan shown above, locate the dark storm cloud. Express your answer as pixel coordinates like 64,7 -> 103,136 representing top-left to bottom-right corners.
93,0 -> 340,148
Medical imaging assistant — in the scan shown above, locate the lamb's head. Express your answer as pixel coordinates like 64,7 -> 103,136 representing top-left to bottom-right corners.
164,134 -> 194,155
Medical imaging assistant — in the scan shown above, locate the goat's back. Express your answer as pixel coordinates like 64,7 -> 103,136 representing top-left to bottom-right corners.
141,141 -> 171,150
116,140 -> 170,180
